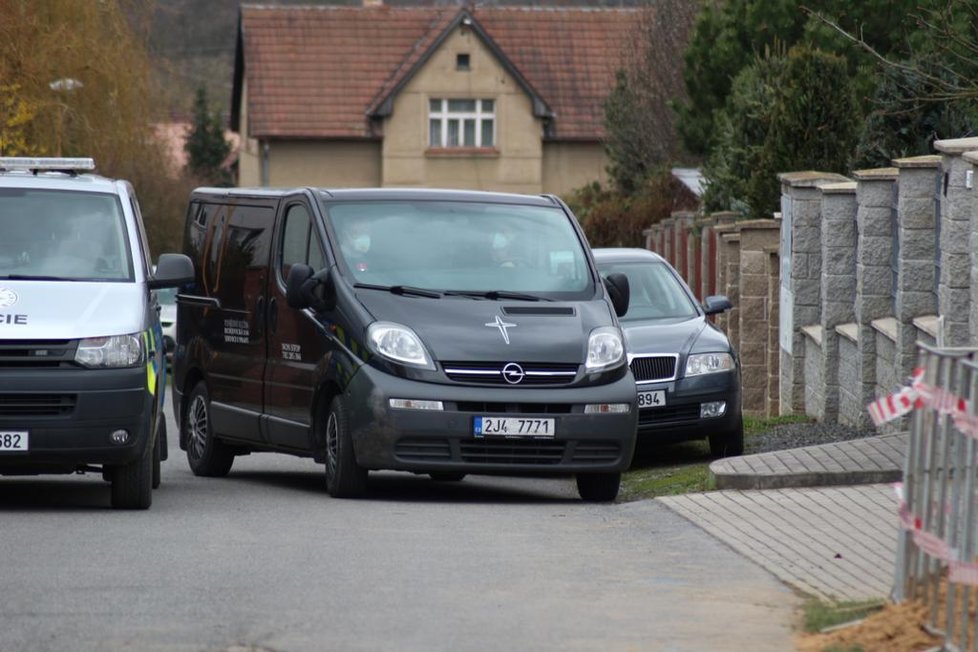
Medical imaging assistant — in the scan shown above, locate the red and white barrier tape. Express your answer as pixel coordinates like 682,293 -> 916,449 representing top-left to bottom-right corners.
894,483 -> 978,586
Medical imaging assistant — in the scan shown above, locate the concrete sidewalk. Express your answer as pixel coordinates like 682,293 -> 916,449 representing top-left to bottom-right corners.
655,432 -> 909,602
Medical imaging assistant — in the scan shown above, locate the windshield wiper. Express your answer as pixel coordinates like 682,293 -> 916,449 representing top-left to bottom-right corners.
354,283 -> 442,298
444,290 -> 550,302
0,274 -> 80,281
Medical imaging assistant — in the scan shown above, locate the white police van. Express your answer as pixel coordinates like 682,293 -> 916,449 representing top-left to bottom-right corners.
0,158 -> 193,509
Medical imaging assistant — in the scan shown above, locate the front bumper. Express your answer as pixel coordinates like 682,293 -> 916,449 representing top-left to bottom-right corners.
346,363 -> 638,474
0,367 -> 151,474
635,370 -> 741,442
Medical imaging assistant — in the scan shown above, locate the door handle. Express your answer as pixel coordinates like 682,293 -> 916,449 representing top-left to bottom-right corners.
255,295 -> 265,337
269,297 -> 278,334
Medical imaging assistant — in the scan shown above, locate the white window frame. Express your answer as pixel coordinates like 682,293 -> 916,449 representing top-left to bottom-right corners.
428,98 -> 495,148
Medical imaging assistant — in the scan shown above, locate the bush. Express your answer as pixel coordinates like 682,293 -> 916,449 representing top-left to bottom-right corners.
567,170 -> 699,248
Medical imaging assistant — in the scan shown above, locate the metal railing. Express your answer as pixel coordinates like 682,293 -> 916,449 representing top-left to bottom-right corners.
893,342 -> 978,650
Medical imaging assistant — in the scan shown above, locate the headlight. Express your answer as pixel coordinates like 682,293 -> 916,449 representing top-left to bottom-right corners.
585,326 -> 624,372
75,334 -> 144,368
685,352 -> 734,376
366,321 -> 434,369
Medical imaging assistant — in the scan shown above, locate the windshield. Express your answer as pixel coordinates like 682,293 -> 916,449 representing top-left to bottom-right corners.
597,260 -> 698,322
322,200 -> 593,298
0,188 -> 133,281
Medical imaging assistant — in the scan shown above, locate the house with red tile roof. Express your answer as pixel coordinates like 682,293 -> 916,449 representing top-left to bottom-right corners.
231,2 -> 639,195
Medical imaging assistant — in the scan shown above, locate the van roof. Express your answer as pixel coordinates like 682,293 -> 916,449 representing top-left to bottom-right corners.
0,170 -> 122,194
191,186 -> 560,207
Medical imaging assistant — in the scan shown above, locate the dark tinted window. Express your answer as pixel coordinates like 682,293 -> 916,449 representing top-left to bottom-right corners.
279,203 -> 325,281
213,204 -> 273,311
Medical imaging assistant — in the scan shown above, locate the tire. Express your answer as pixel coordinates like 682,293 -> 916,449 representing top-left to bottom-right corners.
323,395 -> 368,498
152,423 -> 162,489
576,472 -> 621,502
110,436 -> 153,510
184,382 -> 234,477
709,420 -> 744,458
429,472 -> 466,482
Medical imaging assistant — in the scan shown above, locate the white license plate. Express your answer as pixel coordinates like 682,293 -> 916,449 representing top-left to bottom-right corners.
474,417 -> 555,438
0,431 -> 28,452
637,390 -> 666,408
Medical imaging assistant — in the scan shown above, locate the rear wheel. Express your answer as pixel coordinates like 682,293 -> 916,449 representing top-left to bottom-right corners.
709,420 -> 744,458
576,472 -> 621,502
110,437 -> 153,510
323,395 -> 368,498
184,382 -> 234,477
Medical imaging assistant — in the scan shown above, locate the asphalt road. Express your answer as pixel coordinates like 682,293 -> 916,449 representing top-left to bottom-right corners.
0,395 -> 800,652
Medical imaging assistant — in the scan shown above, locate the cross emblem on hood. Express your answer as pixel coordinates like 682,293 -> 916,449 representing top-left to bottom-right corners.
485,314 -> 516,344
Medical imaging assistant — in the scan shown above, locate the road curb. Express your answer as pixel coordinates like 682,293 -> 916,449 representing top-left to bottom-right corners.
711,468 -> 903,490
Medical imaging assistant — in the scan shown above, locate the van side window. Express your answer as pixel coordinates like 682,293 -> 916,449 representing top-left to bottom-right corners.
213,204 -> 274,311
129,195 -> 152,277
279,204 -> 325,281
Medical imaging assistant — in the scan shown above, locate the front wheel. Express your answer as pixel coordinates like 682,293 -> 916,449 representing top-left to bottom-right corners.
323,395 -> 368,498
184,382 -> 234,477
709,420 -> 744,458
576,472 -> 621,502
110,438 -> 153,509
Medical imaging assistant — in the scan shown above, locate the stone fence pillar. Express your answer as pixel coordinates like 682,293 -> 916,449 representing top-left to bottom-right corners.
765,243 -> 781,417
736,220 -> 780,416
807,181 -> 857,422
893,156 -> 941,381
777,172 -> 849,415
673,211 -> 694,288
965,151 -> 978,342
934,137 -> 978,346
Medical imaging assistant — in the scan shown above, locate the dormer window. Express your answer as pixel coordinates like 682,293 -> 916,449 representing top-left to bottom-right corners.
428,98 -> 495,148
456,53 -> 470,71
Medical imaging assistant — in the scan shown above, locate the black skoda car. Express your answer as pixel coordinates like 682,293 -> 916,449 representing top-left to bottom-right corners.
593,248 -> 743,457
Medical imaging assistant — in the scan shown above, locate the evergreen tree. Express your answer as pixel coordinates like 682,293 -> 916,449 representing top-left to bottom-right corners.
185,86 -> 231,185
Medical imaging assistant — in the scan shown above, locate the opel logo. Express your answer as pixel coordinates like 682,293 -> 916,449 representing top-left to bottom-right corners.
0,287 -> 17,309
502,362 -> 525,385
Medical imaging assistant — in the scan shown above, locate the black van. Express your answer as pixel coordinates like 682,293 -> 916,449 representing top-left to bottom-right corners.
172,188 -> 636,501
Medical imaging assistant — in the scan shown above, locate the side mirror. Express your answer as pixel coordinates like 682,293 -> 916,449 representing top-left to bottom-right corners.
286,264 -> 336,312
148,253 -> 194,289
603,272 -> 630,318
703,295 -> 733,315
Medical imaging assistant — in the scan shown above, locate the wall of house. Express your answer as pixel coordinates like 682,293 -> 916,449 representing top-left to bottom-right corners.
266,141 -> 382,188
541,142 -> 609,197
237,79 -> 261,187
382,26 -> 543,193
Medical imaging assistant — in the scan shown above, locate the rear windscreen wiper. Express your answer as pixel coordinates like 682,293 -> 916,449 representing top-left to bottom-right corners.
444,290 -> 550,301
354,283 -> 442,298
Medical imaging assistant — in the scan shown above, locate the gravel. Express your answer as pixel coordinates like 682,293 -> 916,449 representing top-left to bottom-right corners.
744,420 -> 881,456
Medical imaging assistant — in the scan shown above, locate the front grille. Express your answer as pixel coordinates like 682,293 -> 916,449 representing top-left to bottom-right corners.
0,340 -> 76,368
638,404 -> 700,426
0,393 -> 77,417
455,402 -> 572,414
443,362 -> 579,386
395,438 -> 451,462
460,439 -> 566,465
630,355 -> 678,382
394,438 -> 619,466
571,442 -> 621,463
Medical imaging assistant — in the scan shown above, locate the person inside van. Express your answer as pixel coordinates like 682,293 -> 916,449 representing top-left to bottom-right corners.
338,215 -> 373,272
489,224 -> 525,268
